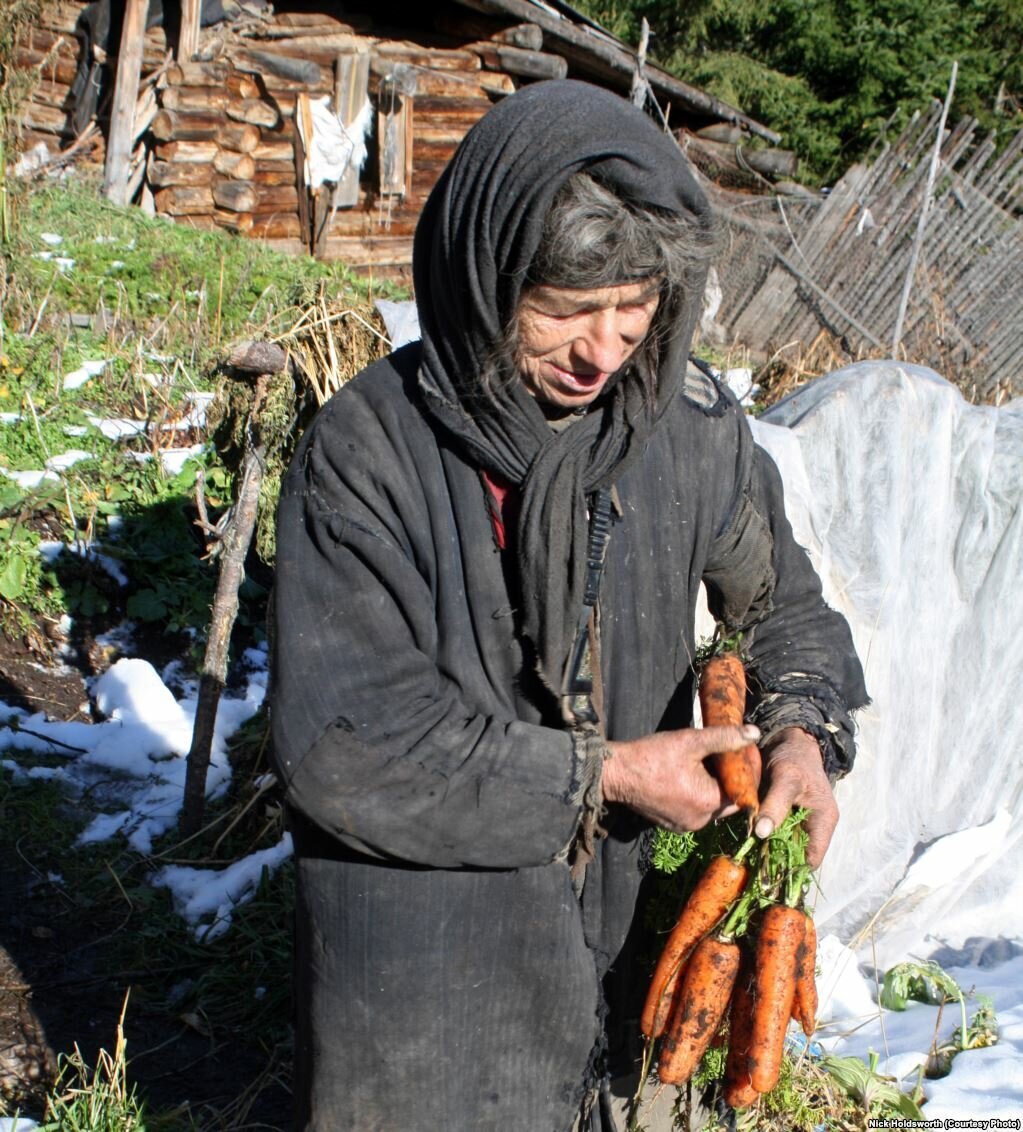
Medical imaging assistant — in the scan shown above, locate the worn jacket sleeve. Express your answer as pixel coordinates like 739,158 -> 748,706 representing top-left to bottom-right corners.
269,400 -> 600,870
702,402 -> 869,778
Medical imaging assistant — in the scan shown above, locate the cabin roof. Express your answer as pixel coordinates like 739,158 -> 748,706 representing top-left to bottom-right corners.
450,0 -> 780,142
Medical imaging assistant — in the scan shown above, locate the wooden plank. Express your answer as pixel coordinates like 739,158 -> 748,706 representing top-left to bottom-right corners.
226,99 -> 281,129
253,139 -> 295,161
294,94 -> 314,251
257,23 -> 362,40
434,13 -> 544,50
253,32 -> 365,55
335,53 -> 371,208
24,77 -> 76,112
161,86 -> 232,112
133,83 -> 159,143
38,2 -> 84,34
213,208 -> 254,233
166,61 -> 230,86
16,26 -> 74,53
154,185 -> 215,215
13,49 -> 79,86
218,123 -> 261,153
154,139 -> 219,163
468,42 -> 566,81
253,166 -> 297,186
367,57 -> 507,98
214,149 -> 257,180
151,109 -> 220,142
179,0 -> 202,63
147,157 -> 214,187
318,234 -> 414,266
413,123 -> 476,145
378,92 -> 413,196
328,210 -> 419,238
253,184 -> 300,212
414,96 -> 494,115
249,214 -> 303,239
18,102 -> 72,135
103,0 -> 147,205
212,180 -> 258,213
233,48 -> 331,88
274,12 -> 365,31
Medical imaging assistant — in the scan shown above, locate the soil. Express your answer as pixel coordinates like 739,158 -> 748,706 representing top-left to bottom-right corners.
0,615 -> 293,1129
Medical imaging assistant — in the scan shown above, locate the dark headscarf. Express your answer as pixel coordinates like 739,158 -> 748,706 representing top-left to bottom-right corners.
413,80 -> 713,704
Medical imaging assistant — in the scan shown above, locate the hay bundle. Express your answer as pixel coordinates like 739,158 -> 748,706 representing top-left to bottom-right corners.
208,283 -> 391,564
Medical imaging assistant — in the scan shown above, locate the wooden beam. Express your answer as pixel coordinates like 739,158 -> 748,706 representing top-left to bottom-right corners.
452,0 -> 780,142
179,0 -> 202,63
103,0 -> 147,205
335,53 -> 371,207
468,42 -> 567,80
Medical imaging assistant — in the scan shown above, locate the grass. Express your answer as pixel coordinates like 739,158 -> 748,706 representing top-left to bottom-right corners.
36,995 -> 148,1132
0,172 -> 390,642
0,169 -> 391,1127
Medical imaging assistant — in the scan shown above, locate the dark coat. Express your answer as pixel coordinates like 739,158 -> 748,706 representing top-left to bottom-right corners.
270,343 -> 867,1131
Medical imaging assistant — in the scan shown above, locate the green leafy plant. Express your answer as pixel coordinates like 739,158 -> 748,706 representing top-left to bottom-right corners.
880,958 -> 963,1011
882,960 -> 1000,1079
821,1049 -> 925,1120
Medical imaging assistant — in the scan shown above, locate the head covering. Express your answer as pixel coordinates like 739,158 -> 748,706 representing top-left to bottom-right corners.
413,80 -> 713,706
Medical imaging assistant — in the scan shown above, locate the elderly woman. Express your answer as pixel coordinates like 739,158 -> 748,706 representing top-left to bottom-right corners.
270,81 -> 866,1132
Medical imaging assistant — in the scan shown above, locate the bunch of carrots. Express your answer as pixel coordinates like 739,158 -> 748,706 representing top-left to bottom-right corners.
639,651 -> 818,1108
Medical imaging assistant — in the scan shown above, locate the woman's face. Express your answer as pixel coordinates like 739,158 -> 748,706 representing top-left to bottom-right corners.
514,279 -> 661,410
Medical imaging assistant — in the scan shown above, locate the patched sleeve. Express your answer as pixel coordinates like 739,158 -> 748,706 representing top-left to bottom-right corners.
702,415 -> 868,779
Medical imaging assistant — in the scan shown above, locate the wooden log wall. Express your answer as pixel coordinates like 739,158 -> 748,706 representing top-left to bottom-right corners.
11,5 -> 90,157
13,1 -> 169,169
146,10 -> 533,273
713,105 -> 1023,398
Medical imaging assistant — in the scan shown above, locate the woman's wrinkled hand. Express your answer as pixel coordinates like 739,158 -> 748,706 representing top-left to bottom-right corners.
602,724 -> 761,833
753,726 -> 838,868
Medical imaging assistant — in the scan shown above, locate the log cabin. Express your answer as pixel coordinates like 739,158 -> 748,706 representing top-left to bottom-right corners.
12,0 -> 779,280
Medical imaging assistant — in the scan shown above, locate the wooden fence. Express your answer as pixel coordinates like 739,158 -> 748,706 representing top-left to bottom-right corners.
708,105 -> 1023,399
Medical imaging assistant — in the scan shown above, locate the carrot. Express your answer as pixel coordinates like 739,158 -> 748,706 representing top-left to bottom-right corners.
749,904 -> 805,1093
723,949 -> 759,1109
640,854 -> 750,1039
699,653 -> 759,814
791,912 -> 818,1038
657,935 -> 741,1085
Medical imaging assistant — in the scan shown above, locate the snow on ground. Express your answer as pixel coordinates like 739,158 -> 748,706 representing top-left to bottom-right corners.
816,935 -> 1023,1118
1,645 -> 266,860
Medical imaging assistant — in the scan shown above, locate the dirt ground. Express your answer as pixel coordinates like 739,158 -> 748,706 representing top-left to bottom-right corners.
0,620 -> 293,1129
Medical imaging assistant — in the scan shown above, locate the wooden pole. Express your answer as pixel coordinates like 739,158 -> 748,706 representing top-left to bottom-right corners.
891,62 -> 958,356
179,0 -> 202,63
179,375 -> 271,838
102,0 -> 147,205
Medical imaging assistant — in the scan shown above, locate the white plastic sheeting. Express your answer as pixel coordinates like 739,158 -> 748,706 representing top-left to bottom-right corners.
751,361 -> 1023,967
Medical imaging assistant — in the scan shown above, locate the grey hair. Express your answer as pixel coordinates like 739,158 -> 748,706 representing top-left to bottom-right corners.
526,171 -> 716,297
491,171 -> 718,404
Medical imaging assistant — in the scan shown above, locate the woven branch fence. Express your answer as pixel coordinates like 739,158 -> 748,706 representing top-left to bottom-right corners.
707,104 -> 1023,400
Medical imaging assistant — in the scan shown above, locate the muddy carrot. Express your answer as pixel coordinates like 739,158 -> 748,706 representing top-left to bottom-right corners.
699,652 -> 759,814
791,912 -> 818,1038
657,935 -> 741,1085
640,854 -> 750,1039
749,904 -> 806,1093
723,949 -> 759,1109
